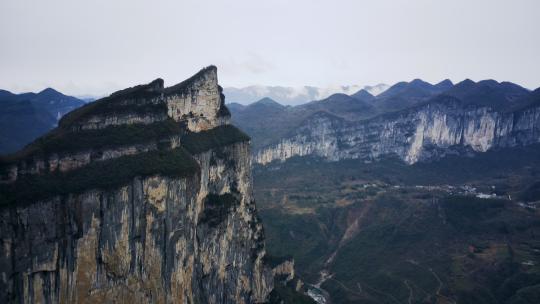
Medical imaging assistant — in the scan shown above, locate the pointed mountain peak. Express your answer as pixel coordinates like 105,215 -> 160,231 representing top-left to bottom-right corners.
363,83 -> 390,96
408,79 -> 438,92
351,89 -> 375,101
40,87 -> 59,93
251,97 -> 284,108
38,87 -> 63,96
60,66 -> 228,132
435,79 -> 453,88
164,65 -> 217,96
410,78 -> 431,85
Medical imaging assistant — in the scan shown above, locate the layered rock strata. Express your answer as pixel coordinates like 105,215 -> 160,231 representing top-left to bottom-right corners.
255,96 -> 540,165
0,66 -> 274,303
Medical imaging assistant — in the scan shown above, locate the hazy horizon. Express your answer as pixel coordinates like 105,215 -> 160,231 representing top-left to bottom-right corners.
1,0 -> 539,96
0,77 -> 537,98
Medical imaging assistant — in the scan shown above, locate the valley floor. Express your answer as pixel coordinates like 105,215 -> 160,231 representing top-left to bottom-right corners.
253,146 -> 540,304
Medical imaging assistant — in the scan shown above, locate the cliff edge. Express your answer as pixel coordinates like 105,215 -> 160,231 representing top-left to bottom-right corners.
0,66 -> 274,303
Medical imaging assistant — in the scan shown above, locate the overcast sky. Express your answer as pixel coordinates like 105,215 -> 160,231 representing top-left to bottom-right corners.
1,0 -> 539,96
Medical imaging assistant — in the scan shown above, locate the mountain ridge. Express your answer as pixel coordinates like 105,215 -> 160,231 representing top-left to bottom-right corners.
0,66 -> 305,303
224,83 -> 390,105
250,79 -> 540,165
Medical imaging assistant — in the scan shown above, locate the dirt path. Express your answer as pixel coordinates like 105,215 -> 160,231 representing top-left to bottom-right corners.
311,202 -> 373,304
325,201 -> 372,265
404,280 -> 413,304
405,260 -> 456,303
429,267 -> 443,295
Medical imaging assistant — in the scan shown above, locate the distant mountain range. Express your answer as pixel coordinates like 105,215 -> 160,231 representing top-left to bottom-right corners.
227,78 -> 539,165
0,82 -> 387,154
3,78 -> 536,159
233,79 -> 540,304
223,83 -> 390,105
0,88 -> 85,154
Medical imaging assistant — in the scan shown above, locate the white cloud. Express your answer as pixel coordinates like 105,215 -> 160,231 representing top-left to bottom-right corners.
0,0 -> 539,95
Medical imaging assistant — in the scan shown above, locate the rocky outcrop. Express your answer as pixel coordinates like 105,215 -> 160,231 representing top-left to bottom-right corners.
271,260 -> 295,283
0,66 -> 230,184
0,66 -> 274,303
254,96 -> 540,165
264,256 -> 313,304
64,68 -> 229,133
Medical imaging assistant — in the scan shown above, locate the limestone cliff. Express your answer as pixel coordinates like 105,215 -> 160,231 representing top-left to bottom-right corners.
254,95 -> 540,165
0,66 -> 274,303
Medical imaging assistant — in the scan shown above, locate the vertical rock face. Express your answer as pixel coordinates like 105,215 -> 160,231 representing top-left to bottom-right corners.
254,96 -> 540,165
0,67 -> 273,303
164,68 -> 230,132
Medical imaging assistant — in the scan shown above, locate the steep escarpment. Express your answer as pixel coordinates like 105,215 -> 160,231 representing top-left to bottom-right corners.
0,67 -> 275,303
255,94 -> 540,165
